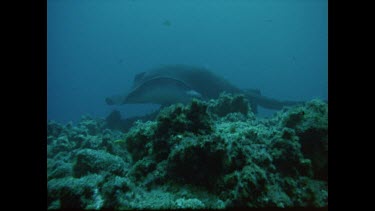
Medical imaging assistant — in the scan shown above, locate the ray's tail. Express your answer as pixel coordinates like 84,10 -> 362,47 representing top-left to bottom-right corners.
243,89 -> 305,112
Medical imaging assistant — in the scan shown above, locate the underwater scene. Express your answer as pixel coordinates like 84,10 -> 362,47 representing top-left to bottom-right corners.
47,0 -> 328,209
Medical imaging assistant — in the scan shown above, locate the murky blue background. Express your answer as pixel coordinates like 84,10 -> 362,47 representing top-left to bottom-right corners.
47,0 -> 327,124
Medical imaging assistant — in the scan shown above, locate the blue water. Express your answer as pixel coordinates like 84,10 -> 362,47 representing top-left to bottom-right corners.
47,0 -> 327,124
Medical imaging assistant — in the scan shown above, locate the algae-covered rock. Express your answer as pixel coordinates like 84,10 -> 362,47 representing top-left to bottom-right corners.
47,159 -> 72,180
124,120 -> 157,162
77,115 -> 106,135
124,99 -> 212,163
277,99 -> 328,180
73,149 -> 129,177
47,94 -> 328,209
128,156 -> 157,181
47,174 -> 104,209
280,176 -> 328,207
101,176 -> 135,208
269,128 -> 313,177
118,189 -> 176,209
167,135 -> 227,187
217,163 -> 268,207
47,120 -> 64,137
207,92 -> 254,119
156,99 -> 212,137
175,198 -> 205,209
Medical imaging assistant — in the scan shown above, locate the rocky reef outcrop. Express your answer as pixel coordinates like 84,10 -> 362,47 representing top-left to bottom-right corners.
47,94 -> 328,209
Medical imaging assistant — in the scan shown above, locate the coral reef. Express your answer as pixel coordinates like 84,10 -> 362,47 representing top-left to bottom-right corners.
47,94 -> 328,209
